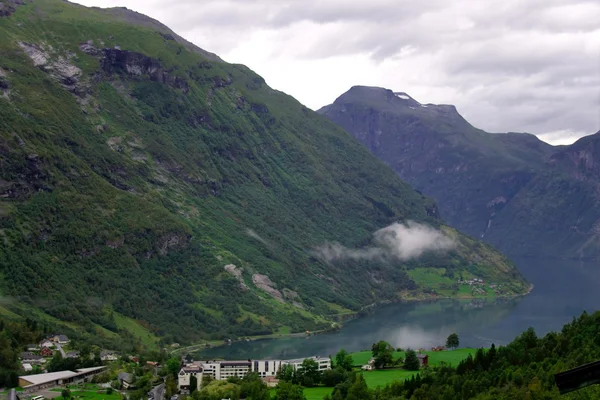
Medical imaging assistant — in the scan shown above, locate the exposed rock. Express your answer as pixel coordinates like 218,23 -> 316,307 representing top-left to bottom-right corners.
224,264 -> 248,290
19,42 -> 85,95
252,273 -> 284,302
106,136 -> 123,151
18,41 -> 49,66
79,40 -> 100,56
106,236 -> 124,249
156,232 -> 190,256
0,0 -> 22,18
282,288 -> 300,301
100,48 -> 189,93
0,71 -> 8,98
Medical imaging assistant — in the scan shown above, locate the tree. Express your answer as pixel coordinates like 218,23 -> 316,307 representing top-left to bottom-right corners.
446,333 -> 459,350
276,364 -> 296,383
322,368 -> 347,387
403,350 -> 420,371
166,357 -> 181,377
346,374 -> 371,400
190,375 -> 198,394
298,358 -> 321,387
61,388 -> 71,399
165,374 -> 178,398
240,373 -> 269,400
273,381 -> 306,400
371,341 -> 394,369
334,349 -> 354,371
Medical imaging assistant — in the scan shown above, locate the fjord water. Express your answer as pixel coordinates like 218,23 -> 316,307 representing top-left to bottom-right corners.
200,257 -> 600,360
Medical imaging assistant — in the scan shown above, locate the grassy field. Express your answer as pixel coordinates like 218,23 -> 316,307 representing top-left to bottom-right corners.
267,348 -> 478,399
302,387 -> 335,400
350,348 -> 477,368
50,385 -> 120,400
113,312 -> 159,349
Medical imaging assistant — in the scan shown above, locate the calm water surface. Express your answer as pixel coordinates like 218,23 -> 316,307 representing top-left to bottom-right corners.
199,258 -> 600,360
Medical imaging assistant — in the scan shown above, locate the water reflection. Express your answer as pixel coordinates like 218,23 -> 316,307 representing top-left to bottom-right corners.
198,257 -> 600,360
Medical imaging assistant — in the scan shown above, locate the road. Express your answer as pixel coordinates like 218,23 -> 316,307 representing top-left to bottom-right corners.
150,383 -> 165,400
55,342 -> 66,358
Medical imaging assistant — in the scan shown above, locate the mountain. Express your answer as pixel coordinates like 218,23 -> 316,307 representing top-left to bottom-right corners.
318,86 -> 600,258
0,1 -> 527,348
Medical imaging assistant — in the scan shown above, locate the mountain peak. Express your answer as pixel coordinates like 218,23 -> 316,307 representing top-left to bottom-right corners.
331,86 -> 424,110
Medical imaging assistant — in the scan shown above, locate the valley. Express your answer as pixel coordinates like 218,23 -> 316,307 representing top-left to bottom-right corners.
0,1 -> 598,399
0,0 -> 527,349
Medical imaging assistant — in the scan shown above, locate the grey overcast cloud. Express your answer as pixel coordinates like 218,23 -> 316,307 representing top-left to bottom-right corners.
73,0 -> 600,145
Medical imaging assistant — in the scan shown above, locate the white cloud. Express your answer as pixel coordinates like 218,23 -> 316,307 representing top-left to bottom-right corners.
72,0 -> 600,144
314,221 -> 455,262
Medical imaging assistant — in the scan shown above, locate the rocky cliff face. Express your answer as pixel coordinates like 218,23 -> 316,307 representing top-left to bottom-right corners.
320,86 -> 600,259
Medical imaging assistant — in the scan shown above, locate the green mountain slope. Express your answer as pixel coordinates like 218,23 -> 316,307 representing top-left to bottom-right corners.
0,1 -> 527,347
319,86 -> 600,259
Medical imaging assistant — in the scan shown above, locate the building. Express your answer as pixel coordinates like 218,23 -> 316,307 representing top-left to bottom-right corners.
40,347 -> 54,357
252,360 -> 283,378
40,340 -> 54,349
20,353 -> 45,365
282,356 -> 331,372
177,356 -> 331,392
57,335 -> 70,345
262,376 -> 279,387
65,351 -> 80,359
118,372 -> 135,390
22,363 -> 33,372
416,354 -> 429,367
100,350 -> 119,362
18,366 -> 107,393
178,366 -> 202,394
27,344 -> 40,351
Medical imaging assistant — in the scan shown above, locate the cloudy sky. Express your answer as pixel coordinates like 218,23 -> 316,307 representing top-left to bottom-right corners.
74,0 -> 599,145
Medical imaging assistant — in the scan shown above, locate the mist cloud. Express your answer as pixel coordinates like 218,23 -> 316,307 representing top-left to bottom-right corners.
315,221 -> 455,262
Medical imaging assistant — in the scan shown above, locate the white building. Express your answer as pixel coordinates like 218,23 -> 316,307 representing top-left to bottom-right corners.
282,356 -> 331,372
178,366 -> 202,394
177,356 -> 331,392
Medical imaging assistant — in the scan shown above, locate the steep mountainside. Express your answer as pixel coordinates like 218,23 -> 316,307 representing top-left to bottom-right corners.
0,1 -> 526,347
319,86 -> 600,258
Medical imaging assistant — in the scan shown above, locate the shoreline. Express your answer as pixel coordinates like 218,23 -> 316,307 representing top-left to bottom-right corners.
172,284 -> 534,355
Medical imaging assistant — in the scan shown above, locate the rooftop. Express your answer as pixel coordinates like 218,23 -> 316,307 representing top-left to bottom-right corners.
19,366 -> 107,387
20,370 -> 79,386
76,366 -> 107,373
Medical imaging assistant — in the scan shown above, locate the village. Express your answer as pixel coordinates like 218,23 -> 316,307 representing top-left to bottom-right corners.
456,277 -> 506,296
7,333 -> 466,400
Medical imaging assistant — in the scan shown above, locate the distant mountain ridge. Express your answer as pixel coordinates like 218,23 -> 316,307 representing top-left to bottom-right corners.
319,86 -> 600,259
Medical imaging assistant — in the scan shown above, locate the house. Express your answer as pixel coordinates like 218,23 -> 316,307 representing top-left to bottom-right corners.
26,344 -> 40,352
22,363 -> 33,372
100,350 -> 119,362
40,347 -> 54,357
262,376 -> 279,387
20,353 -> 45,365
65,351 -> 80,359
416,354 -> 429,367
118,372 -> 135,390
178,366 -> 202,394
40,340 -> 54,349
57,335 -> 70,345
